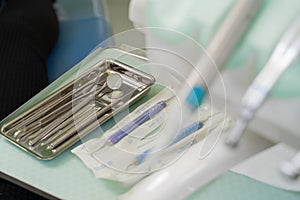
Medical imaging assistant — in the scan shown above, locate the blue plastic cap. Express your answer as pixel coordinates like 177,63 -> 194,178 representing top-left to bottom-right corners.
186,86 -> 206,108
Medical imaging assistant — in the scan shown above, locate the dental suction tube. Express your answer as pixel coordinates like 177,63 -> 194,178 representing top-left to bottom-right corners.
183,0 -> 264,108
227,16 -> 300,147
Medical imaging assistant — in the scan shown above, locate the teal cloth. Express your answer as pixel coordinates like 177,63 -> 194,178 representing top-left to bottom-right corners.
187,171 -> 300,200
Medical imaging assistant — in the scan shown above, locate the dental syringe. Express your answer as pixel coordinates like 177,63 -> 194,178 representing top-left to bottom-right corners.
227,16 -> 300,147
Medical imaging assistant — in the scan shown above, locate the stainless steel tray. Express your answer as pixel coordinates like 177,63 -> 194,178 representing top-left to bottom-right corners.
0,59 -> 155,160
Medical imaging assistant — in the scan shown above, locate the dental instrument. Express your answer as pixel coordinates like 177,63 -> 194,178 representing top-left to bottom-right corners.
171,121 -> 204,145
29,71 -> 120,147
108,97 -> 174,145
20,83 -> 106,142
107,73 -> 123,90
171,112 -> 223,144
91,96 -> 175,153
44,73 -> 124,150
131,149 -> 153,167
226,16 -> 300,147
127,120 -> 204,169
46,93 -> 127,151
281,150 -> 300,179
127,112 -> 224,169
6,67 -> 106,135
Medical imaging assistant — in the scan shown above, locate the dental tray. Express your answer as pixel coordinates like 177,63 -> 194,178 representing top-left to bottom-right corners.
0,58 -> 155,160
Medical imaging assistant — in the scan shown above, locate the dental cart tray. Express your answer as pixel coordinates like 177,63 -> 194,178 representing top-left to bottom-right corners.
0,59 -> 155,160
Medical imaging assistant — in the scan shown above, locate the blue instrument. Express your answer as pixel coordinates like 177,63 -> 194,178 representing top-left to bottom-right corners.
108,100 -> 169,145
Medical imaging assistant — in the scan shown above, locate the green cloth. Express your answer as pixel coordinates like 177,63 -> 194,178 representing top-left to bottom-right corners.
187,171 -> 300,200
147,0 -> 300,97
